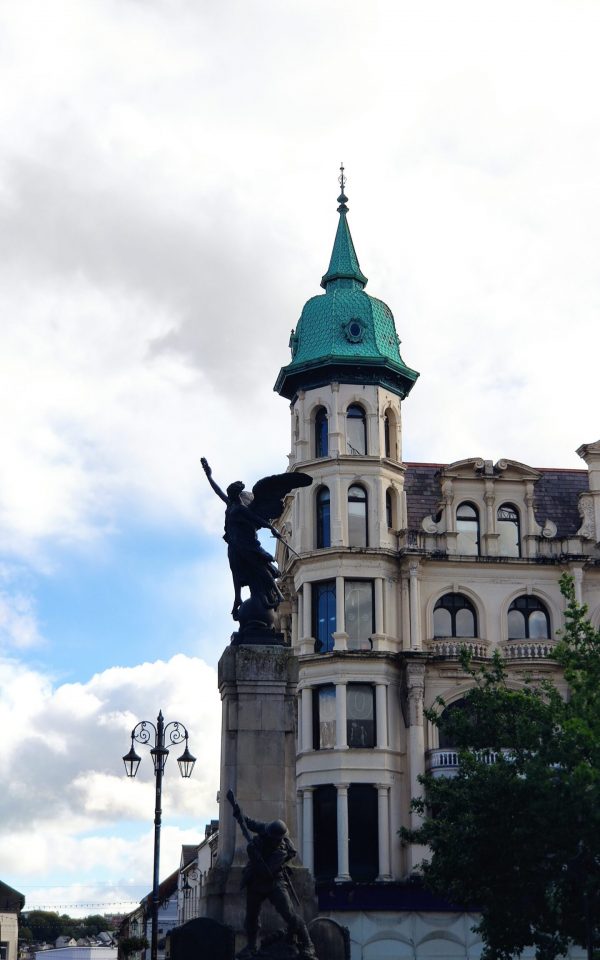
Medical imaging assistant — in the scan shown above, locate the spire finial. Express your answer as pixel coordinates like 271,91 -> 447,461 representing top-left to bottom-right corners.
337,162 -> 348,213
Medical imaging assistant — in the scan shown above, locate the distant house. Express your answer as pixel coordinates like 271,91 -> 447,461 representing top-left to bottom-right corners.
34,949 -> 116,960
54,940 -> 76,950
0,880 -> 25,960
120,868 -> 179,960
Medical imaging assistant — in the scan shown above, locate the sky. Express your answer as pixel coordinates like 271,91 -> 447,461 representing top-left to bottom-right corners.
1,0 -> 600,920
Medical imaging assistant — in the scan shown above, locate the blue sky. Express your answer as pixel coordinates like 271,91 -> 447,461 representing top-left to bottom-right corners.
2,0 -> 600,919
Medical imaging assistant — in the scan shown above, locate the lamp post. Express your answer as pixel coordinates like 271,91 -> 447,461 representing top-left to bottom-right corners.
122,711 -> 196,960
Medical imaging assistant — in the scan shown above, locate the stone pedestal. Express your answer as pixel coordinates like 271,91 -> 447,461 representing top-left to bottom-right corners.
203,644 -> 317,945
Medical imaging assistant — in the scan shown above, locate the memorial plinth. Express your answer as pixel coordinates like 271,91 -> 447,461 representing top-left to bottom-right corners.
203,644 -> 317,945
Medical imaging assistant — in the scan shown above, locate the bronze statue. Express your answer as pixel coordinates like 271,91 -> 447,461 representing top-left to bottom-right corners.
201,458 -> 311,641
227,791 -> 316,959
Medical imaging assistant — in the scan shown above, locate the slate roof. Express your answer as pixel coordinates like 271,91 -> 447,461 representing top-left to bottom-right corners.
404,463 -> 588,538
404,464 -> 444,529
533,468 -> 588,537
181,844 -> 197,868
0,879 -> 25,911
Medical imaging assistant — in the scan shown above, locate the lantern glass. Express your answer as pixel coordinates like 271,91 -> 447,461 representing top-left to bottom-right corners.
122,743 -> 141,778
177,743 -> 196,779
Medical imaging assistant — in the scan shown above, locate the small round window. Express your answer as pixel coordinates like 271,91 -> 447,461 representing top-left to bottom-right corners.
343,319 -> 364,343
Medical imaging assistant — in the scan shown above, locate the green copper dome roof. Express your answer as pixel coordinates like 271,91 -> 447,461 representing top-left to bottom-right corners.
275,180 -> 419,401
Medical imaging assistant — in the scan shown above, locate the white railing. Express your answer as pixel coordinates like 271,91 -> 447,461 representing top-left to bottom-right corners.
501,640 -> 558,659
426,747 -> 510,778
428,639 -> 488,658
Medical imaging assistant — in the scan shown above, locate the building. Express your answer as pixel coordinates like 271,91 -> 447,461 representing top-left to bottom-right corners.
270,177 -> 599,958
120,870 -> 179,960
0,881 -> 25,960
176,822 -> 218,928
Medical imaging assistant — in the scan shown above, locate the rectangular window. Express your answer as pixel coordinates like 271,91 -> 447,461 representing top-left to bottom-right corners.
314,784 -> 338,881
347,684 -> 375,748
344,580 -> 374,649
0,944 -> 7,960
312,580 -> 336,653
348,784 -> 379,881
312,684 -> 336,749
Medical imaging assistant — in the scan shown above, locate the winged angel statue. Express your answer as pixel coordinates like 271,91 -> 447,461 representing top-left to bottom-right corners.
201,458 -> 311,642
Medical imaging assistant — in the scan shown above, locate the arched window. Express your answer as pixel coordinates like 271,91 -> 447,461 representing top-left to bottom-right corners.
348,484 -> 368,547
314,407 -> 328,458
497,503 -> 520,557
346,404 -> 367,455
456,502 -> 480,555
439,698 -> 471,749
383,409 -> 397,459
385,489 -> 393,529
507,596 -> 550,640
316,486 -> 331,548
433,593 -> 477,638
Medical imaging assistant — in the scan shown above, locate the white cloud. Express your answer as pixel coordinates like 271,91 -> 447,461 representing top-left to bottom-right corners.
0,654 -> 220,891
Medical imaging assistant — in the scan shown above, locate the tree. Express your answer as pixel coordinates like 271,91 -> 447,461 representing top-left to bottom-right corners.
403,574 -> 600,960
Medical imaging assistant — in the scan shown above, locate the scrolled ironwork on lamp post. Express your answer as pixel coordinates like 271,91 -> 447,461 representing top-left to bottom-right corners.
122,710 -> 196,960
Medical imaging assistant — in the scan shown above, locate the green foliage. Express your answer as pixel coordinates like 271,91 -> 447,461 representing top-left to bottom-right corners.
118,936 -> 149,957
23,910 -> 115,943
402,574 -> 600,960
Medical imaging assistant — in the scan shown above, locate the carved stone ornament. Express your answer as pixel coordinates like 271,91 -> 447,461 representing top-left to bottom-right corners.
577,495 -> 596,540
421,515 -> 439,534
542,519 -> 558,539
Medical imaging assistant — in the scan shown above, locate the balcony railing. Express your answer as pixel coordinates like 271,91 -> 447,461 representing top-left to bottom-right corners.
428,638 -> 488,659
501,640 -> 558,660
426,747 -> 510,778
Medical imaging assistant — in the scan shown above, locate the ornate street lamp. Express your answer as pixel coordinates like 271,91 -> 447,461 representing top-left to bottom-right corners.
122,711 -> 196,960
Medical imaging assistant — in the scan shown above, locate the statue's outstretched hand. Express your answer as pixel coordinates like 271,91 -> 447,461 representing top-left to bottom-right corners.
200,457 -> 211,477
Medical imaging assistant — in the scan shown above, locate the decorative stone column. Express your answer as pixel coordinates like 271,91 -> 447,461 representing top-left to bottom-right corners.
335,681 -> 348,750
336,784 -> 351,881
376,784 -> 392,881
405,659 -> 427,872
577,440 -> 600,542
301,686 -> 313,752
302,787 -> 315,874
333,575 -> 349,651
408,561 -> 422,650
375,683 -> 388,748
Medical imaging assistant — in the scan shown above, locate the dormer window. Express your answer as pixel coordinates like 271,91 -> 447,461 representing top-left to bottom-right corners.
456,502 -> 480,556
497,503 -> 520,557
346,404 -> 367,455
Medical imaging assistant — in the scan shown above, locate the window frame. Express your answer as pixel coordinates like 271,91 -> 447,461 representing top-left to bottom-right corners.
456,501 -> 481,556
316,485 -> 331,548
346,403 -> 367,455
433,592 -> 478,638
348,483 -> 368,547
497,502 -> 521,557
344,578 -> 375,649
507,595 -> 551,640
312,580 -> 337,653
314,406 -> 329,458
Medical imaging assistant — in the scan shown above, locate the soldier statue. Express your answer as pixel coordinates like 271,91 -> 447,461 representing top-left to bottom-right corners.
228,791 -> 316,959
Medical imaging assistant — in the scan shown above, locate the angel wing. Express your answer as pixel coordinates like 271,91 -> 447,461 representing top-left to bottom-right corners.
251,472 -> 312,522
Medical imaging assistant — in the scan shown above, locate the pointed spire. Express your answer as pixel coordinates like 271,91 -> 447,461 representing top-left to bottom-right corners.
320,163 -> 368,290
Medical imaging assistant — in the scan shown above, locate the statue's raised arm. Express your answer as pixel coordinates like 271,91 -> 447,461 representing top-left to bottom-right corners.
201,460 -> 311,644
200,457 -> 228,504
